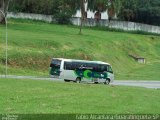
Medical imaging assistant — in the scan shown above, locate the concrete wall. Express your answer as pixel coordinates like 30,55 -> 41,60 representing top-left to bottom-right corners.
7,12 -> 160,34
7,12 -> 53,23
109,20 -> 160,34
72,17 -> 160,34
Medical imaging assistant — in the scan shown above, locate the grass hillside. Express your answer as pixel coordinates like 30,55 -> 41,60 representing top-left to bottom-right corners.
0,78 -> 160,114
0,19 -> 160,80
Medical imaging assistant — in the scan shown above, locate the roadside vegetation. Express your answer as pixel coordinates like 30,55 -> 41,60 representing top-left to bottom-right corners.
0,19 -> 160,80
0,78 -> 160,114
8,0 -> 160,26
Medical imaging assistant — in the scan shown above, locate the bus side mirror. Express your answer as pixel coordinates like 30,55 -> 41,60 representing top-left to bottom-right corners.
50,64 -> 56,67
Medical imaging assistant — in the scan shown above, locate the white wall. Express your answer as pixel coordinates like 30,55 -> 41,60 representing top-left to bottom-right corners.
7,12 -> 160,34
7,12 -> 53,23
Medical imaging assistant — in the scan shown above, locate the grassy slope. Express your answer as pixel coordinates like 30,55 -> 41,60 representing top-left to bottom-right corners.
0,19 -> 160,80
0,78 -> 160,114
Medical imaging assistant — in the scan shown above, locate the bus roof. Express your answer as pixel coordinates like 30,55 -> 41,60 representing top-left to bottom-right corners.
52,58 -> 110,65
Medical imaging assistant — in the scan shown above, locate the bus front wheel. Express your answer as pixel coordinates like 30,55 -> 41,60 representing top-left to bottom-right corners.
64,79 -> 70,82
75,77 -> 81,83
104,79 -> 110,85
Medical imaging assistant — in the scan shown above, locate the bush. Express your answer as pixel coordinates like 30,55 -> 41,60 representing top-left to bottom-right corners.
54,7 -> 73,24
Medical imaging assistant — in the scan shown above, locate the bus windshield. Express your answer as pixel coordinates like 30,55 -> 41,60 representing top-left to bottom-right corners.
50,59 -> 61,76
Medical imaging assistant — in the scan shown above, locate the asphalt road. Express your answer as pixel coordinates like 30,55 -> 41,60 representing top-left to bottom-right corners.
0,75 -> 160,89
110,80 -> 160,89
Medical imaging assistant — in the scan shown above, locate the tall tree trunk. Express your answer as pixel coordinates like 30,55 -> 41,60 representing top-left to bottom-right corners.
0,0 -> 10,24
79,0 -> 85,34
107,0 -> 117,27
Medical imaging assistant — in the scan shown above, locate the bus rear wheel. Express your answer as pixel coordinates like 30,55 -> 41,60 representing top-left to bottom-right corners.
104,79 -> 110,85
75,77 -> 81,83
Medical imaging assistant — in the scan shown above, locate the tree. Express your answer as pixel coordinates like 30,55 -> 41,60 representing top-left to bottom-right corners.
54,0 -> 78,24
0,0 -> 10,24
9,0 -> 79,24
117,0 -> 160,26
118,0 -> 137,21
87,0 -> 121,23
79,0 -> 86,34
88,0 -> 107,20
135,0 -> 160,25
107,0 -> 122,21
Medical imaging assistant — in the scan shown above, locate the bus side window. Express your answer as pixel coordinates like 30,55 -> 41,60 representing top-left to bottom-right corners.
104,65 -> 107,71
64,62 -> 72,70
93,64 -> 99,72
64,62 -> 66,69
72,62 -> 83,70
71,62 -> 77,70
64,62 -> 67,70
78,63 -> 84,70
77,62 -> 81,69
101,65 -> 107,72
85,63 -> 93,70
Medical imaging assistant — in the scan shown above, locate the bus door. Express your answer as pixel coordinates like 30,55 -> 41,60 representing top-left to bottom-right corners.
63,62 -> 75,80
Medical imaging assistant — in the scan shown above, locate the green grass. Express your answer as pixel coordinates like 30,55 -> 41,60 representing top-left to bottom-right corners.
0,78 -> 160,114
0,19 -> 160,80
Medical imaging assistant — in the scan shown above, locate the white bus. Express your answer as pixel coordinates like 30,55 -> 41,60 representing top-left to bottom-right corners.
49,58 -> 114,84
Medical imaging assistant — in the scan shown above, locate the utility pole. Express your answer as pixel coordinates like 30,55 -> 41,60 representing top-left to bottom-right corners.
0,10 -> 8,78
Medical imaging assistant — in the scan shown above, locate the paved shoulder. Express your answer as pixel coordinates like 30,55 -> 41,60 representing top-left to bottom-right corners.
111,80 -> 160,89
1,75 -> 160,89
